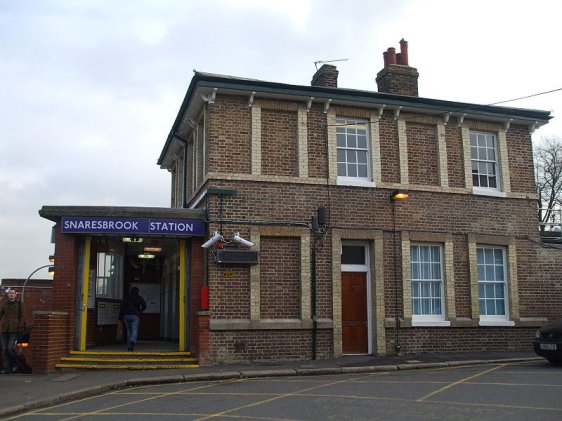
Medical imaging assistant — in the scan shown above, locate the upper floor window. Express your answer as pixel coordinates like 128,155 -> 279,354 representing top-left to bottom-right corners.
470,132 -> 499,190
336,118 -> 372,186
477,246 -> 508,320
411,244 -> 444,321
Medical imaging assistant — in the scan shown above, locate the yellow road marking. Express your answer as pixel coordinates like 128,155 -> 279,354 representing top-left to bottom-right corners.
194,374 -> 375,421
417,364 -> 505,402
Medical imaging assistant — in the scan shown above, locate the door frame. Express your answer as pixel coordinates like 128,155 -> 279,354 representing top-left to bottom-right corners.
341,241 -> 372,354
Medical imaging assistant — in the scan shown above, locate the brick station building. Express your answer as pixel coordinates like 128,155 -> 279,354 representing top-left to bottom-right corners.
30,40 -> 561,372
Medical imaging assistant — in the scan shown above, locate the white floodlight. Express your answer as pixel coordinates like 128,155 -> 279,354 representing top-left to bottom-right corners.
201,231 -> 224,249
232,232 -> 254,247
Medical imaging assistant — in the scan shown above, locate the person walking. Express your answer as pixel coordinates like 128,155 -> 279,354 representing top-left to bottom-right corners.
120,287 -> 146,352
0,289 -> 25,374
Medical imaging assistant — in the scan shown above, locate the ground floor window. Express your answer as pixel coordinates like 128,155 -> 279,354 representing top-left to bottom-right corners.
411,244 -> 444,321
477,246 -> 508,320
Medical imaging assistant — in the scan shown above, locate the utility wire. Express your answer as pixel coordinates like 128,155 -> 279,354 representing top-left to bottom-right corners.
323,86 -> 561,128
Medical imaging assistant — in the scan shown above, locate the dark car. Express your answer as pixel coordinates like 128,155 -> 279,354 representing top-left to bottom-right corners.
534,318 -> 562,364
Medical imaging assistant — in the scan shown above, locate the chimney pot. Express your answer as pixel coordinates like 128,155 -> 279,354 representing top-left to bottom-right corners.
399,39 -> 409,66
387,47 -> 397,65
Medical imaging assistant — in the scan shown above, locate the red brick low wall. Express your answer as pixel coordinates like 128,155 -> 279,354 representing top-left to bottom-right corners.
31,311 -> 69,374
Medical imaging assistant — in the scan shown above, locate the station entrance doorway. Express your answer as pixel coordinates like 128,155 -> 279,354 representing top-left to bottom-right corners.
76,235 -> 192,352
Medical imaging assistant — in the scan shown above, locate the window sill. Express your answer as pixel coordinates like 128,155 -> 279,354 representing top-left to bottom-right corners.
472,187 -> 506,198
479,320 -> 515,327
337,177 -> 375,188
412,320 -> 451,327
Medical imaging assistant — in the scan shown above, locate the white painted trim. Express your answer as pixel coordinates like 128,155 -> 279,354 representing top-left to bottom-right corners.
412,320 -> 451,327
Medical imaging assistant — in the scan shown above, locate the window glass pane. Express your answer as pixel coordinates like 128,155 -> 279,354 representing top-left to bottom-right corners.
495,266 -> 504,281
337,133 -> 346,147
477,266 -> 485,281
486,265 -> 495,280
489,177 -> 497,188
337,149 -> 346,162
477,249 -> 484,264
337,163 -> 346,176
357,151 -> 367,164
479,300 -> 485,315
357,135 -> 367,149
496,300 -> 505,315
348,134 -> 357,148
411,246 -> 419,261
411,262 -> 419,280
484,248 -> 494,263
478,134 -> 486,147
486,283 -> 495,297
478,283 -> 485,297
422,263 -> 430,280
347,150 -> 357,163
431,263 -> 440,279
485,300 -> 495,315
358,165 -> 368,178
341,245 -> 365,265
413,299 -> 420,315
422,299 -> 430,314
433,299 -> 441,314
347,164 -> 357,177
495,284 -> 504,298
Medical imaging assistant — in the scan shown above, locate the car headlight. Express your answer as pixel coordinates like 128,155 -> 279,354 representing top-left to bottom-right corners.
535,329 -> 542,339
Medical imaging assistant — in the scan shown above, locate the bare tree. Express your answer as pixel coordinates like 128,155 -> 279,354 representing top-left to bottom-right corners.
534,136 -> 562,232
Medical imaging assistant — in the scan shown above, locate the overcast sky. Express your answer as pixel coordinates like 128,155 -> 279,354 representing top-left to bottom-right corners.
1,0 -> 561,280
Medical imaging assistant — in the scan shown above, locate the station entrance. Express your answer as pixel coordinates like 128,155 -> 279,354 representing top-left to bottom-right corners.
77,235 -> 189,351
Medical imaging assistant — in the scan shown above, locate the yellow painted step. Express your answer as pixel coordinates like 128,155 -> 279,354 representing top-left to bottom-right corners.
69,351 -> 191,356
55,363 -> 199,370
61,357 -> 197,363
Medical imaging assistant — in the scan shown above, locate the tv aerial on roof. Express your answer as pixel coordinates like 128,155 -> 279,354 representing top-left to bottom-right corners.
313,58 -> 349,70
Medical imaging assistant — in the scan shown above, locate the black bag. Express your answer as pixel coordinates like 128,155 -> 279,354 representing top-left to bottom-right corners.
17,326 -> 32,344
16,302 -> 31,343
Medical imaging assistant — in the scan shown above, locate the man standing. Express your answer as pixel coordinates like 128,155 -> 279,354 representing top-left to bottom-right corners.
0,289 -> 25,374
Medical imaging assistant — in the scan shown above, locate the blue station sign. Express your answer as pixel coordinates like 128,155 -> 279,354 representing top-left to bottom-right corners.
61,216 -> 205,236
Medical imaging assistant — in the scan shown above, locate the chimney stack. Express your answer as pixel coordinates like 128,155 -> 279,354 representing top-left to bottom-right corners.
376,39 -> 419,96
311,64 -> 339,88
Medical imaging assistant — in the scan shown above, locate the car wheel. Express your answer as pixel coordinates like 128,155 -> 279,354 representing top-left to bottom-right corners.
546,357 -> 562,365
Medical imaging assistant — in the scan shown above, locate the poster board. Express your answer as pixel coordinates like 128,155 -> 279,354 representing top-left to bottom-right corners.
129,283 -> 160,314
96,299 -> 121,325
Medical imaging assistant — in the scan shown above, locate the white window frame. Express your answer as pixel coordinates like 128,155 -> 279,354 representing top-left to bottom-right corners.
476,246 -> 513,326
336,117 -> 374,187
410,243 -> 447,324
470,131 -> 501,194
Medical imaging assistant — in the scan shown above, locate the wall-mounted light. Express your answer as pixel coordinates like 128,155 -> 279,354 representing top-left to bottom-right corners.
390,190 -> 409,201
48,267 -> 55,276
138,253 -> 155,259
143,247 -> 162,253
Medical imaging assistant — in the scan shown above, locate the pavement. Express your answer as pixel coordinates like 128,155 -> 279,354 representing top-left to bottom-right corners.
0,350 -> 543,418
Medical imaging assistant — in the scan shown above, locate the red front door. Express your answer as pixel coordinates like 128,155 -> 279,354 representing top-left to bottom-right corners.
341,272 -> 368,354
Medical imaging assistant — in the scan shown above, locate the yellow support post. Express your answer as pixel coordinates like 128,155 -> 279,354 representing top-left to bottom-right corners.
79,236 -> 91,351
